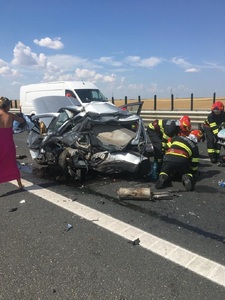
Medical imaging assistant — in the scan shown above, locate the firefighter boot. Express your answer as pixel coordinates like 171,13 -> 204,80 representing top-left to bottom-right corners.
182,174 -> 195,191
155,173 -> 168,189
209,154 -> 218,164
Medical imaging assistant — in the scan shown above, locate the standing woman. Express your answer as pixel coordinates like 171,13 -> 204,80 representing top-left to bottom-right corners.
0,96 -> 25,188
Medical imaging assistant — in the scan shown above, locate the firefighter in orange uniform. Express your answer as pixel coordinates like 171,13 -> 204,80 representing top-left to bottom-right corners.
155,129 -> 203,191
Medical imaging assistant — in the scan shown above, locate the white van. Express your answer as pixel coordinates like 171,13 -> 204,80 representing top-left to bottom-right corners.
20,81 -> 108,115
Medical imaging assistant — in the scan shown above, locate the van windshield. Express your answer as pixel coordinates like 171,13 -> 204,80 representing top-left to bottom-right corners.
74,89 -> 108,103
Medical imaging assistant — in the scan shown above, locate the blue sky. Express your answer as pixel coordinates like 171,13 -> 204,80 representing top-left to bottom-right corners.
0,0 -> 225,100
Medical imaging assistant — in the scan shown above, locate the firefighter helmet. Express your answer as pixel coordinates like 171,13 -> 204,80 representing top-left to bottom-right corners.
189,129 -> 203,142
180,119 -> 191,135
180,115 -> 190,123
211,101 -> 224,113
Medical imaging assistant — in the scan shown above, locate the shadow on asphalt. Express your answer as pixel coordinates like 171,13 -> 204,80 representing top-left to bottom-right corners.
197,170 -> 221,181
0,188 -> 26,198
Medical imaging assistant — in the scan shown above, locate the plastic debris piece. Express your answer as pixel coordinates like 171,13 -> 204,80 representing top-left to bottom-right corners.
152,192 -> 173,200
218,180 -> 225,187
67,223 -> 73,231
9,207 -> 18,212
20,200 -> 26,204
16,155 -> 27,159
128,238 -> 140,246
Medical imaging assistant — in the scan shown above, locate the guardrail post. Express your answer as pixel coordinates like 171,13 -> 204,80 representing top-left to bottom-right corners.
138,95 -> 141,102
125,96 -> 128,105
154,95 -> 157,110
213,92 -> 216,103
190,93 -> 193,110
171,94 -> 174,110
10,100 -> 18,109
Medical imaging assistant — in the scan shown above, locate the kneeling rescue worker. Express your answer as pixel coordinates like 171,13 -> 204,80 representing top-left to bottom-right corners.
155,129 -> 203,191
147,116 -> 191,172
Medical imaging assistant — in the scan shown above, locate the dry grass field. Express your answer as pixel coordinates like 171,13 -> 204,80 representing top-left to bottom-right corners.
113,97 -> 225,111
11,97 -> 225,111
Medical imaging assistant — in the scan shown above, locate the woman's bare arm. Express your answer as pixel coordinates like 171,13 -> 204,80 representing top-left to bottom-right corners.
10,113 -> 25,124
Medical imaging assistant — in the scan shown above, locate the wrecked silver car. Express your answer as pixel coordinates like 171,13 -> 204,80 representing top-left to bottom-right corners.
27,96 -> 153,181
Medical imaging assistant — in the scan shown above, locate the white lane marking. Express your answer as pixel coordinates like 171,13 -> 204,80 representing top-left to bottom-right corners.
11,179 -> 225,288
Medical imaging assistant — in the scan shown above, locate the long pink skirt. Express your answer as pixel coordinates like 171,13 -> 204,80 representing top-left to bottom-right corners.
0,128 -> 20,183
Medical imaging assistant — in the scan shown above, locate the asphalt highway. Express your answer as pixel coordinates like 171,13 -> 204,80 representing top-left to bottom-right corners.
1,132 -> 225,299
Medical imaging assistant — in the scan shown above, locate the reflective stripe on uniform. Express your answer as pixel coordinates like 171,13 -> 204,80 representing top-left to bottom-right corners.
171,141 -> 192,157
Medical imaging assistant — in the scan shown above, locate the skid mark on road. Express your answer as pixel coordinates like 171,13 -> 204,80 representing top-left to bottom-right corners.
11,179 -> 225,288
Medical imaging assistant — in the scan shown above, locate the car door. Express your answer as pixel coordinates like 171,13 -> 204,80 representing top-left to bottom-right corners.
118,101 -> 143,116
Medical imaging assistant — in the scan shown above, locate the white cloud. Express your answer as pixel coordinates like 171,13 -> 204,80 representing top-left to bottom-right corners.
33,37 -> 64,49
42,67 -> 117,84
0,65 -> 20,77
171,57 -> 191,68
0,58 -> 21,78
75,68 -> 116,83
125,56 -> 162,68
2,39 -> 225,99
148,83 -> 158,93
0,59 -> 7,67
185,68 -> 200,73
126,56 -> 140,63
171,57 -> 202,73
42,61 -> 64,81
97,56 -> 122,67
138,57 -> 162,68
102,74 -> 116,82
11,81 -> 23,86
47,54 -> 94,70
46,61 -> 62,73
0,66 -> 11,75
171,57 -> 225,72
12,42 -> 47,67
203,61 -> 225,71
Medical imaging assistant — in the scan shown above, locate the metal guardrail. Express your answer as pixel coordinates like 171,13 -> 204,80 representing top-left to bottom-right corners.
140,110 -> 209,128
10,108 -> 21,114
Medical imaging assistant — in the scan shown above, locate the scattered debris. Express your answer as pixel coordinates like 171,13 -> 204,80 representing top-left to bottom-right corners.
152,191 -> 174,200
128,238 -> 140,246
117,187 -> 174,201
20,200 -> 26,204
117,188 -> 151,200
218,180 -> 225,187
67,223 -> 73,231
9,207 -> 18,212
16,155 -> 27,159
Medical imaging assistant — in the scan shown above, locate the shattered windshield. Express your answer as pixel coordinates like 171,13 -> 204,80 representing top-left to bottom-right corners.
75,89 -> 108,103
47,109 -> 75,134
